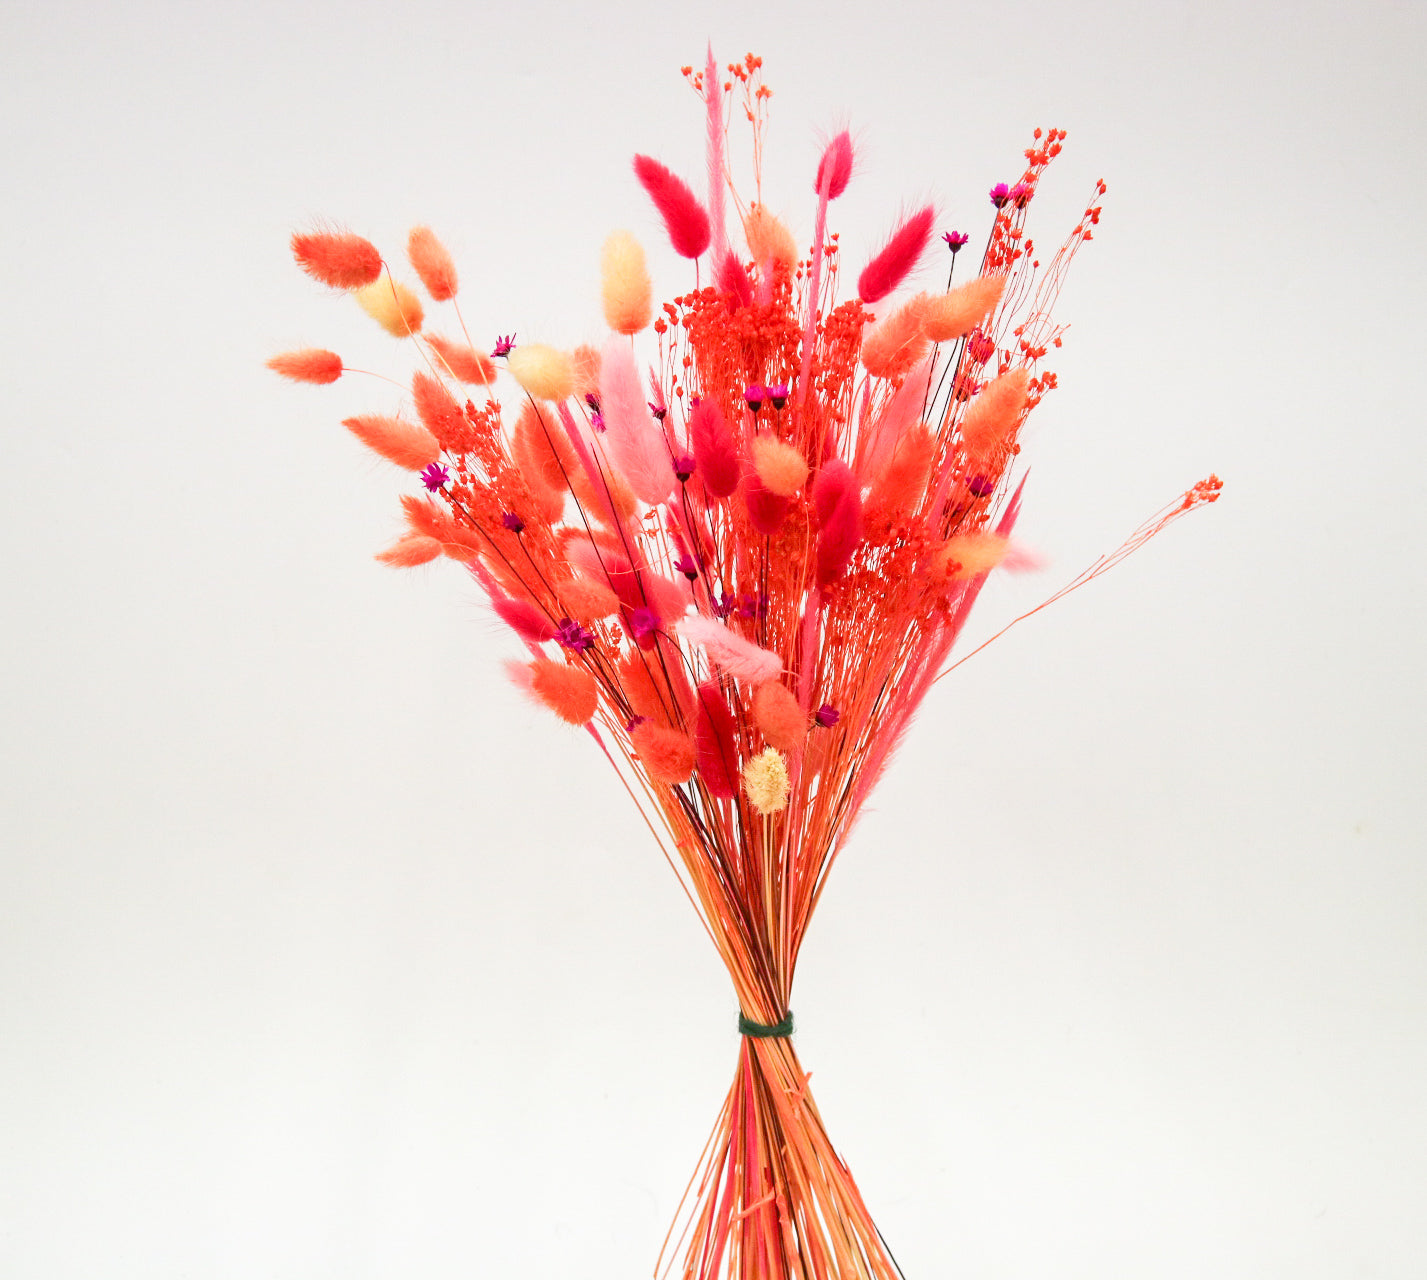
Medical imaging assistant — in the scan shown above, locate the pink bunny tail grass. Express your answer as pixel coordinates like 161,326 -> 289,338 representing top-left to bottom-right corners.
857,205 -> 935,304
375,534 -> 442,567
753,680 -> 808,752
493,596 -> 560,643
406,225 -> 458,301
689,396 -> 740,498
631,721 -> 698,785
814,129 -> 854,200
860,298 -> 930,380
812,458 -> 864,584
527,658 -> 599,725
342,414 -> 439,471
290,230 -> 382,289
266,348 -> 343,384
600,336 -> 675,505
856,354 -> 932,480
633,154 -> 711,259
411,370 -> 465,447
716,249 -> 754,308
694,681 -> 739,798
920,274 -> 1008,342
426,334 -> 496,385
704,45 -> 728,264
960,366 -> 1031,454
354,279 -> 424,337
742,472 -> 792,535
677,615 -> 783,685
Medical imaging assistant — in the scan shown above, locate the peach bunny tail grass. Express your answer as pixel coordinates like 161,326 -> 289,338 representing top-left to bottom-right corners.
507,344 -> 575,402
601,230 -> 653,334
354,279 -> 424,337
407,226 -> 458,301
267,348 -> 343,384
275,59 -> 1221,1280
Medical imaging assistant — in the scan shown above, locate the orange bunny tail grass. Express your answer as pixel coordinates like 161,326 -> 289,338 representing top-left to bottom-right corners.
631,721 -> 697,784
375,534 -> 443,567
753,681 -> 807,752
507,344 -> 574,402
407,225 -> 458,301
290,229 -> 382,289
527,658 -> 599,725
267,348 -> 343,384
920,273 -> 1007,342
342,414 -> 440,470
426,334 -> 496,385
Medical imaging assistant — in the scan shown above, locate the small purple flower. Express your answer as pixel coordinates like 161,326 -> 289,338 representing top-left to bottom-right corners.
965,473 -> 994,498
713,592 -> 737,618
767,383 -> 789,411
629,606 -> 661,643
1009,182 -> 1030,208
501,512 -> 525,533
419,462 -> 450,492
943,230 -> 969,252
585,392 -> 602,414
626,714 -> 648,732
744,383 -> 766,412
590,412 -> 606,433
491,333 -> 516,357
673,553 -> 699,580
815,704 -> 841,728
556,618 -> 595,652
648,402 -> 668,421
673,453 -> 696,482
989,182 -> 1011,209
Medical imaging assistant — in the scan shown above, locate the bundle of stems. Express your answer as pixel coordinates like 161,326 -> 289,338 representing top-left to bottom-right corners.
271,50 -> 1218,1280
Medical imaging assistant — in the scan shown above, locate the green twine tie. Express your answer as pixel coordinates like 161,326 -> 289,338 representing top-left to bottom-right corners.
738,1010 -> 795,1038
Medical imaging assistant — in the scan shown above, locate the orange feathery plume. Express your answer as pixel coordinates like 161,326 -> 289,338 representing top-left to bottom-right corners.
407,225 -> 458,301
527,658 -> 599,725
751,435 -> 809,498
374,534 -> 442,566
266,348 -> 343,384
753,681 -> 807,752
860,299 -> 930,379
342,414 -> 439,470
426,334 -> 496,385
507,344 -> 574,402
601,231 -> 653,334
290,230 -> 382,289
961,367 -> 1030,454
919,275 -> 1007,342
631,721 -> 697,784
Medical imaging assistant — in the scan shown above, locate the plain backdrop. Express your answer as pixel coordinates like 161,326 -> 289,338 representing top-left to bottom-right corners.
2,0 -> 1424,1276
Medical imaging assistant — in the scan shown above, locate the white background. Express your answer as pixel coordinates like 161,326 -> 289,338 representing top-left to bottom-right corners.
3,1 -> 1424,1276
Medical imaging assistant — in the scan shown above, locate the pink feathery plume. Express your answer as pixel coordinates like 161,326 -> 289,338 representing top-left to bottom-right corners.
814,130 -> 853,201
677,615 -> 783,685
492,596 -> 560,644
854,355 -> 931,480
689,397 -> 740,498
812,459 -> 863,584
599,337 -> 675,505
704,45 -> 727,265
633,155 -> 711,259
857,205 -> 935,304
557,402 -> 626,530
694,681 -> 740,798
716,249 -> 754,309
796,139 -> 841,420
